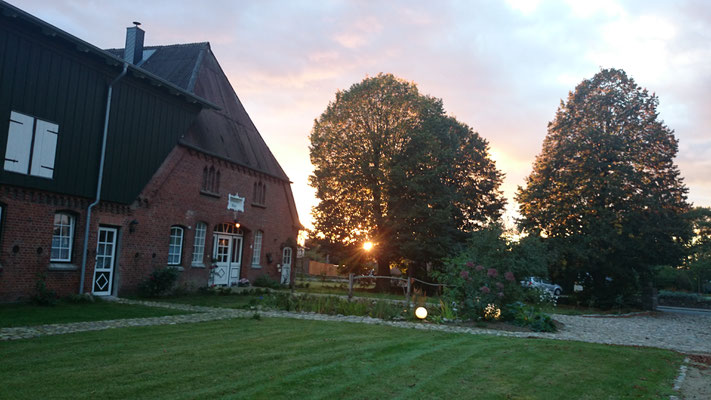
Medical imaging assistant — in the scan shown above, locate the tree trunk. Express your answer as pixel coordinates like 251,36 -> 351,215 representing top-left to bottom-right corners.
375,255 -> 391,292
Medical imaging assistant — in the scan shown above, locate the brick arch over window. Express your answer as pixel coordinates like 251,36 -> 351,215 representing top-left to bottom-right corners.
214,223 -> 244,235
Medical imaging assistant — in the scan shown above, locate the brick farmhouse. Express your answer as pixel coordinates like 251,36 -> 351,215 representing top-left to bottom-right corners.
0,2 -> 302,301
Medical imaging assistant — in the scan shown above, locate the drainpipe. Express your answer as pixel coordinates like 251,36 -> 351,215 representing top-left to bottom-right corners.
79,62 -> 129,294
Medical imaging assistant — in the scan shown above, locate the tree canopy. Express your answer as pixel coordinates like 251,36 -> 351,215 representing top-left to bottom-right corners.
516,68 -> 690,306
684,207 -> 711,293
309,74 -> 505,284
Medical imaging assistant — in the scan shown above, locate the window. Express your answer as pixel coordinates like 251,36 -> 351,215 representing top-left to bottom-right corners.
251,230 -> 263,266
168,226 -> 184,265
4,111 -> 59,178
192,222 -> 207,266
51,212 -> 75,262
201,165 -> 220,194
253,181 -> 266,205
283,247 -> 292,265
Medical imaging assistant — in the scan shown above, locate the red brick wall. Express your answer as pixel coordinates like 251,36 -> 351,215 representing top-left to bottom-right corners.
0,145 -> 300,302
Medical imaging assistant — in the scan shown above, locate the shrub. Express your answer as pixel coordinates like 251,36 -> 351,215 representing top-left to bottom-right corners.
32,272 -> 58,306
253,274 -> 282,289
505,302 -> 557,332
137,267 -> 179,297
659,290 -> 711,304
434,259 -> 520,321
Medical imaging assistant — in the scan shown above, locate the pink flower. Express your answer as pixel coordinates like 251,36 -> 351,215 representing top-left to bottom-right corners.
466,261 -> 475,268
505,271 -> 515,282
496,282 -> 504,289
498,292 -> 504,298
480,286 -> 490,294
475,265 -> 485,272
487,268 -> 498,278
460,270 -> 470,280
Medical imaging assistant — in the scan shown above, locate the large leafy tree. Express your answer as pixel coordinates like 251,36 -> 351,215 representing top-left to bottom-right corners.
684,207 -> 711,293
309,74 -> 504,287
516,68 -> 690,305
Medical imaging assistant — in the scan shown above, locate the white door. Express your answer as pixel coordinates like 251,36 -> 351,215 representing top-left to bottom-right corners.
212,234 -> 232,285
281,247 -> 292,285
229,236 -> 243,286
92,227 -> 117,296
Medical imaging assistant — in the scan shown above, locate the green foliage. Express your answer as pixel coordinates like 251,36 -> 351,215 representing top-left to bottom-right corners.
137,267 -> 179,297
433,225 -> 555,320
256,292 -> 417,321
683,207 -> 711,293
252,274 -> 282,289
658,290 -> 711,304
505,302 -> 557,332
653,265 -> 694,291
32,272 -> 58,306
309,73 -> 505,281
517,68 -> 691,306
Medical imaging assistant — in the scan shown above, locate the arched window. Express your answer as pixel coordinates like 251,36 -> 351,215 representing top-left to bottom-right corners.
191,222 -> 207,266
253,181 -> 267,205
251,230 -> 263,266
201,165 -> 220,194
51,212 -> 75,262
168,226 -> 184,265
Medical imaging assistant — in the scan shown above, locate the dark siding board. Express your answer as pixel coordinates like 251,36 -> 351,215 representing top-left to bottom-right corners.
0,22 -> 201,204
26,43 -> 42,114
12,37 -> 29,113
45,51 -> 60,117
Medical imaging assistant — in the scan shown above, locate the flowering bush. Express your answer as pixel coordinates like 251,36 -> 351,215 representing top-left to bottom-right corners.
434,260 -> 520,321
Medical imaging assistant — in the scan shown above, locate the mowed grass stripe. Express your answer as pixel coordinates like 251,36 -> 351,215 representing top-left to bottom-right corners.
216,320 -> 435,397
309,334 -> 475,400
0,317 -> 683,399
246,328 -> 472,399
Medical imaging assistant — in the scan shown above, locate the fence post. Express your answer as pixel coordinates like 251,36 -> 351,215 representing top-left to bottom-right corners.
348,273 -> 354,300
406,277 -> 412,308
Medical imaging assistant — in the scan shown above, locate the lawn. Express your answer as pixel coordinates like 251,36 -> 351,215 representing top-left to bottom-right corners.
1,317 -> 682,399
0,300 -> 189,328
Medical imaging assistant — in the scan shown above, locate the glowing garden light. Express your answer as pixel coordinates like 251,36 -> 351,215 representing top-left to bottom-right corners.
415,306 -> 428,320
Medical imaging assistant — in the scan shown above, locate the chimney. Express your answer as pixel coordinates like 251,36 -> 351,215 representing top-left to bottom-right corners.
124,22 -> 144,65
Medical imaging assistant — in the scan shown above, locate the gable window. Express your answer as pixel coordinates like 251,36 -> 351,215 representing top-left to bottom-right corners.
251,230 -> 263,266
192,222 -> 207,266
202,165 -> 220,194
4,111 -> 59,179
168,226 -> 184,265
253,181 -> 266,206
51,212 -> 75,262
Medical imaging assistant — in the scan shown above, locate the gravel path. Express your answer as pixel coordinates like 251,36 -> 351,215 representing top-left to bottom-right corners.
1,298 -> 709,355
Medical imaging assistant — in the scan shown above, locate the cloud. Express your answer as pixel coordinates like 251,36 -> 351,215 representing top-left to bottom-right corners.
11,0 -> 711,228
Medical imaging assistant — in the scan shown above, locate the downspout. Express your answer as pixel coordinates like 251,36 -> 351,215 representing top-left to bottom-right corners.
79,62 -> 129,294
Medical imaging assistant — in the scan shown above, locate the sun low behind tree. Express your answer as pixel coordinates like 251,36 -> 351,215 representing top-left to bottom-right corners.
309,74 -> 505,289
516,68 -> 691,307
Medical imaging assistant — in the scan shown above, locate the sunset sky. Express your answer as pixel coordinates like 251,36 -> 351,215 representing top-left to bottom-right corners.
12,0 -> 711,230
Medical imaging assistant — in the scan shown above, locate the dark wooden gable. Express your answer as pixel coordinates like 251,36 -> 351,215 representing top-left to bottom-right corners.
0,4 -> 204,204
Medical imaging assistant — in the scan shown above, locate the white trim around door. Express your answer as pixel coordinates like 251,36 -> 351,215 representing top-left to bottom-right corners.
92,226 -> 118,296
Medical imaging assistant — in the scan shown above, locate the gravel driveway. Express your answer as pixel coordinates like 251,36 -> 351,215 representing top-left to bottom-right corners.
551,312 -> 711,354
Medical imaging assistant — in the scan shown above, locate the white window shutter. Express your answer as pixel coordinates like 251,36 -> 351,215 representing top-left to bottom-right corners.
4,111 -> 34,174
30,120 -> 58,178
